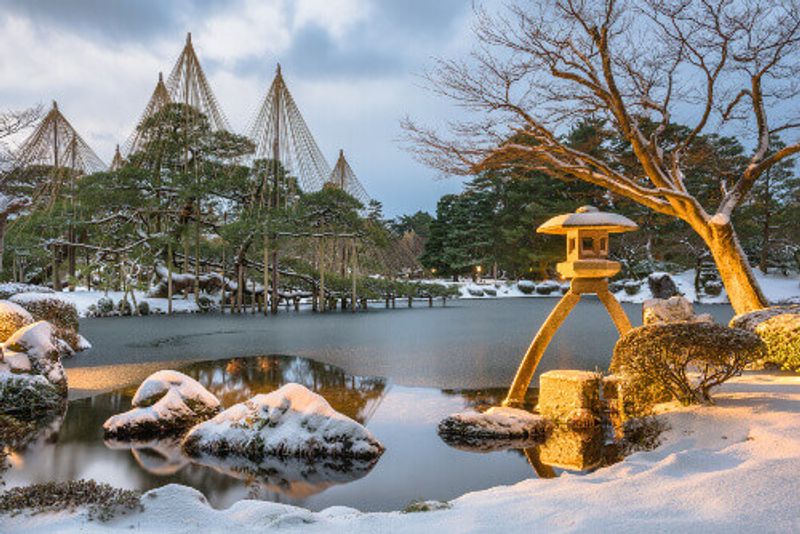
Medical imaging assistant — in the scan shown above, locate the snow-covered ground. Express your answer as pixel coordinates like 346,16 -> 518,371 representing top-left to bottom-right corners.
4,371 -> 798,533
449,270 -> 800,305
3,270 -> 796,319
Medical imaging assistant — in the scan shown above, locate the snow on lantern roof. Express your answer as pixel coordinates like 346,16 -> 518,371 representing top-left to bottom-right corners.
537,205 -> 638,235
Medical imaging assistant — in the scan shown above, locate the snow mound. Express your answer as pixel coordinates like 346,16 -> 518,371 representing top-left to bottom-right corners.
438,406 -> 551,448
182,383 -> 385,461
0,283 -> 53,300
0,321 -> 70,389
103,370 -> 221,439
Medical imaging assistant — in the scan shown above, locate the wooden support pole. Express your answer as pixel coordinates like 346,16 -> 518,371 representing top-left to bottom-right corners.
350,237 -> 357,313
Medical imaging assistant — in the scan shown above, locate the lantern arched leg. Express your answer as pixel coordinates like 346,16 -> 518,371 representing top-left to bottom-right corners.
503,290 -> 581,407
596,287 -> 633,335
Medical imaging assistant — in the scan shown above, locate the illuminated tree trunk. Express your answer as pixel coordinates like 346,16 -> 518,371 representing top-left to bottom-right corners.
702,220 -> 768,315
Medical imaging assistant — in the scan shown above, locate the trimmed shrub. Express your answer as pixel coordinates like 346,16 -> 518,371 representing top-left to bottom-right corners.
754,314 -> 800,371
623,281 -> 641,295
535,281 -> 561,295
703,280 -> 723,296
117,299 -> 133,316
197,295 -> 216,313
611,323 -> 765,411
9,295 -> 79,332
137,301 -> 150,316
0,374 -> 64,420
0,301 -> 34,342
730,306 -> 800,371
96,297 -> 115,316
0,480 -> 142,522
517,280 -> 536,295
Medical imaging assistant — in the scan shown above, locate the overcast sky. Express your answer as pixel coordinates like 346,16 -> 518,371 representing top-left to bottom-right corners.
0,0 -> 474,217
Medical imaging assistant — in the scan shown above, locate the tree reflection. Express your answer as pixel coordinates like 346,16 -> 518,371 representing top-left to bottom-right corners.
89,355 -> 387,505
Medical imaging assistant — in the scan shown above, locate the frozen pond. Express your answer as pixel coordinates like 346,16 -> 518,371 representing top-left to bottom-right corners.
72,298 -> 735,389
5,299 -> 735,512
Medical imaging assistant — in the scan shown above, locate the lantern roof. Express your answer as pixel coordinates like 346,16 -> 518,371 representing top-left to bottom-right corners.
537,205 -> 638,235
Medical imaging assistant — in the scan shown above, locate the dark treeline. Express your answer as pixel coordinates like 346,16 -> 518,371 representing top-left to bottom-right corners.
419,120 -> 800,281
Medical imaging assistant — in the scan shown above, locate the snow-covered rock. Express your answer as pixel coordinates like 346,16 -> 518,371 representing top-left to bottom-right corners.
182,383 -> 385,461
647,272 -> 679,299
0,300 -> 33,342
437,406 -> 551,446
642,296 -> 713,325
103,370 -> 221,439
0,321 -> 70,390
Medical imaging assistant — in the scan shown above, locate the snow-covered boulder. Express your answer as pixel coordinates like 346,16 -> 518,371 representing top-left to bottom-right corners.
0,321 -> 70,391
535,281 -> 561,295
8,293 -> 84,352
437,406 -> 551,448
103,370 -> 221,440
182,383 -> 385,462
0,300 -> 33,342
642,296 -> 713,326
647,272 -> 679,299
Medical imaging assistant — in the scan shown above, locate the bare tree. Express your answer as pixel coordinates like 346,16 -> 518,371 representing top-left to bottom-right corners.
404,0 -> 800,314
0,105 -> 42,274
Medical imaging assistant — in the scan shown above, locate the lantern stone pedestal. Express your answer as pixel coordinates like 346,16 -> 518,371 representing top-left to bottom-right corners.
503,206 -> 637,408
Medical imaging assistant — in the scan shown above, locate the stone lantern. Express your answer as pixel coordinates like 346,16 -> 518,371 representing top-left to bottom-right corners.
503,206 -> 638,408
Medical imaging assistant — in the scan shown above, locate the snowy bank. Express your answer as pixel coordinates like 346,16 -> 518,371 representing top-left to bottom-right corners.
4,371 -> 798,533
442,269 -> 800,306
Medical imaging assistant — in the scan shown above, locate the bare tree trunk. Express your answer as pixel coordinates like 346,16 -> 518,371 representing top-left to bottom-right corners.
52,245 -> 62,291
167,243 -> 174,315
703,220 -> 768,315
270,249 -> 279,314
264,232 -> 269,315
0,214 -> 6,276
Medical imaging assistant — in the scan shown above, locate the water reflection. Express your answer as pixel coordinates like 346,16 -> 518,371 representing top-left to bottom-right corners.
6,354 -> 626,512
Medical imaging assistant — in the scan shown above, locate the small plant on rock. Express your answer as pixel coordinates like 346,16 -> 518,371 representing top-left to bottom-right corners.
611,323 -> 765,408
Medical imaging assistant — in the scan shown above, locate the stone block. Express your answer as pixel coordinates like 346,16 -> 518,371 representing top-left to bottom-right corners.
537,370 -> 602,424
538,426 -> 604,471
